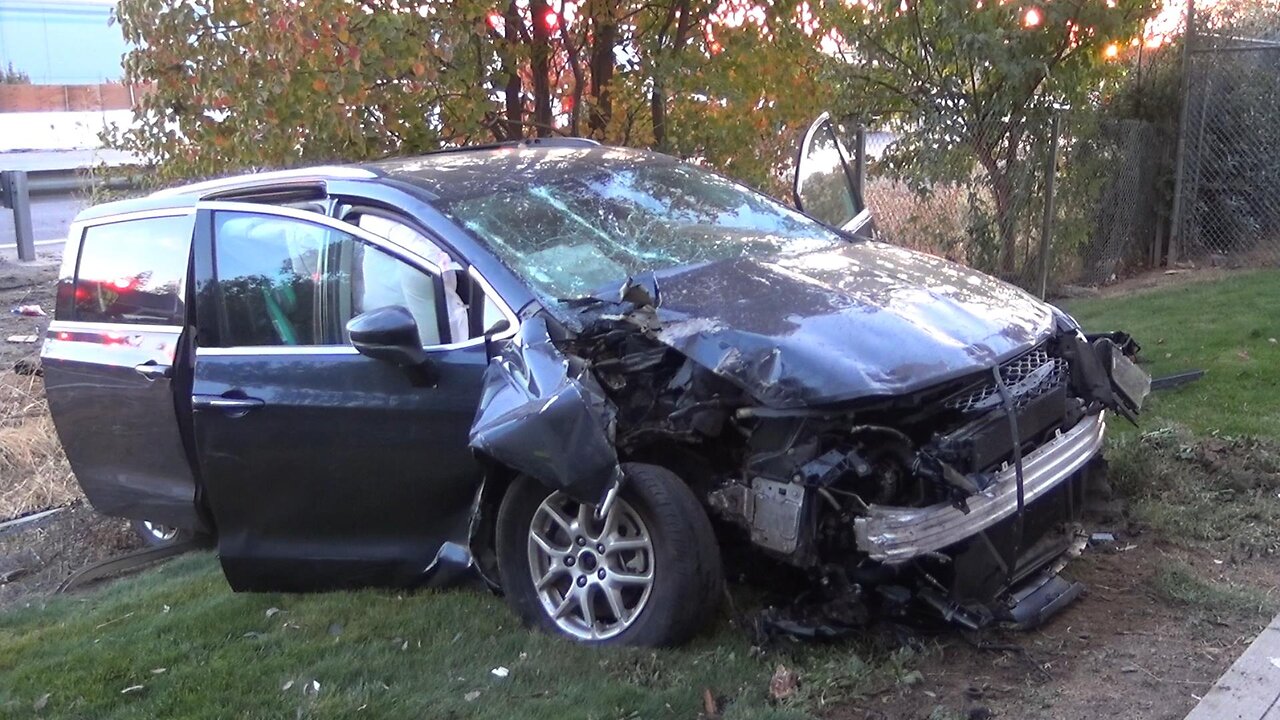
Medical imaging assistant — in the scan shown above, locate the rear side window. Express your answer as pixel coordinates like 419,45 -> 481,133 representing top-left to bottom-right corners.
70,214 -> 194,325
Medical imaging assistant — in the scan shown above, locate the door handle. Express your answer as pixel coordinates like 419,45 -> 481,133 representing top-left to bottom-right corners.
192,394 -> 265,412
134,362 -> 172,381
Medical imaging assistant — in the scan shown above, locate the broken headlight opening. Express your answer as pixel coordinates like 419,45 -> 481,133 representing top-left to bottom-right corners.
469,283 -> 1149,639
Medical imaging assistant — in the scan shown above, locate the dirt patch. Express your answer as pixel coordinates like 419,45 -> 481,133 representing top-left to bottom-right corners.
0,502 -> 140,611
0,255 -> 57,371
832,543 -> 1268,720
1082,265 -> 1246,300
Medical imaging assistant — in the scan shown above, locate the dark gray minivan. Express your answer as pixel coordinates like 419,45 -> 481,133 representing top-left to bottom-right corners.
43,122 -> 1149,646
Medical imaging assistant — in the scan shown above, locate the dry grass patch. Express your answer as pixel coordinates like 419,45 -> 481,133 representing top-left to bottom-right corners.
0,370 -> 78,520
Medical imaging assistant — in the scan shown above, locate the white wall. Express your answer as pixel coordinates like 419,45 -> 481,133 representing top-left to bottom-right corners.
0,109 -> 131,151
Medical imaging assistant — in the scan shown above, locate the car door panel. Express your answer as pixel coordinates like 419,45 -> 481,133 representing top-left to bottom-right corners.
195,347 -> 489,590
42,212 -> 207,532
190,202 -> 490,590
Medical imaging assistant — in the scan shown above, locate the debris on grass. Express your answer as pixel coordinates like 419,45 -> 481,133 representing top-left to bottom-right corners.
702,687 -> 720,717
464,690 -> 481,702
768,664 -> 799,701
490,666 -> 509,679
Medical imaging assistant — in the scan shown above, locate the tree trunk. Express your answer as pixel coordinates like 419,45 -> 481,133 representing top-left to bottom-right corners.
976,144 -> 1019,277
502,0 -> 522,140
529,0 -> 554,137
587,0 -> 616,137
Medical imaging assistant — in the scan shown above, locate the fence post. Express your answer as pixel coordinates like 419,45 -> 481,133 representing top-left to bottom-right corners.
1,171 -> 36,262
1169,0 -> 1197,267
854,125 -> 868,204
1037,111 -> 1062,299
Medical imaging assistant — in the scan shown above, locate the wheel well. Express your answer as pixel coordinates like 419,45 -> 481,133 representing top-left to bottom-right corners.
474,442 -> 716,557
622,443 -> 717,497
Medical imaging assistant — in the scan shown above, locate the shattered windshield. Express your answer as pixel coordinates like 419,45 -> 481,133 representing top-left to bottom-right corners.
438,159 -> 846,300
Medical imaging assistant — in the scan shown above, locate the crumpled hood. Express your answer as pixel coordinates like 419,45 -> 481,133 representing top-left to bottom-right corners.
649,241 -> 1056,408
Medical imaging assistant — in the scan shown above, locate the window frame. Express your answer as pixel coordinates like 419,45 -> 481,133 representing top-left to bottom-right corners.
66,208 -> 197,328
195,200 -> 518,355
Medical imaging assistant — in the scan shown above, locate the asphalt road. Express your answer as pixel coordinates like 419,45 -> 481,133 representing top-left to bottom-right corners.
0,196 -> 84,261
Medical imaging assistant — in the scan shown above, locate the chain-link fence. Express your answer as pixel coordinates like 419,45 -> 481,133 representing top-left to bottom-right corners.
1175,19 -> 1280,265
859,108 -> 1167,296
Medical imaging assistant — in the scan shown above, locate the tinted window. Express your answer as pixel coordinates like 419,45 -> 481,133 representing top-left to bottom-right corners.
438,159 -> 845,300
72,214 -> 193,325
212,211 -> 444,347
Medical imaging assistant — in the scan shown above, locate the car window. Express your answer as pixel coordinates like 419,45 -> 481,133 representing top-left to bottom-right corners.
211,211 -> 446,347
354,214 -> 471,342
71,214 -> 193,325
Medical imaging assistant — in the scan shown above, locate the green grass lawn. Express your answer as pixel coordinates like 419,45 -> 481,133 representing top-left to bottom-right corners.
3,270 -> 1279,719
1066,269 -> 1280,437
0,553 -> 917,719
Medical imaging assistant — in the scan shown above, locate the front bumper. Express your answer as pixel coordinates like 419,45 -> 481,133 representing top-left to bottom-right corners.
854,411 -> 1107,562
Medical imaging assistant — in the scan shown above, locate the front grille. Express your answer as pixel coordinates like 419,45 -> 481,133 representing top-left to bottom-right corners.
945,345 -> 1069,414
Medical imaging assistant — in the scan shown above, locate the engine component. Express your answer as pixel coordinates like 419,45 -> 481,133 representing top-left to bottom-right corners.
706,478 -> 809,556
750,479 -> 807,555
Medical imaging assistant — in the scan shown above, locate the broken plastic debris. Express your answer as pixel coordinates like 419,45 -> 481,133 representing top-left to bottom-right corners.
5,334 -> 36,343
120,685 -> 145,694
265,607 -> 282,617
464,690 -> 482,702
281,681 -> 294,692
304,680 -> 321,696
10,304 -> 46,317
1088,532 -> 1115,546
490,666 -> 510,679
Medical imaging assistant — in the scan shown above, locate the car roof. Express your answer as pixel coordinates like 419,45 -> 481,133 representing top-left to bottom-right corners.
73,137 -> 646,223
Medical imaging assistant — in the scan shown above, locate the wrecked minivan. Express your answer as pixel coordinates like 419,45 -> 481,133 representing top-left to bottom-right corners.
43,116 -> 1149,646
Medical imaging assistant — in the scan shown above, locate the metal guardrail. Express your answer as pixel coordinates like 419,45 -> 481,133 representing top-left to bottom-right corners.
1,169 -> 139,261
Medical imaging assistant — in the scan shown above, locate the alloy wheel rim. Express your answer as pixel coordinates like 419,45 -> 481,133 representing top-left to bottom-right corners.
526,491 -> 655,641
142,521 -> 179,542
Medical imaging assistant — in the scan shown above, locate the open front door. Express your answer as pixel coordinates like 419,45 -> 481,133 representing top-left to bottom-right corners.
189,201 -> 492,591
794,112 -> 873,238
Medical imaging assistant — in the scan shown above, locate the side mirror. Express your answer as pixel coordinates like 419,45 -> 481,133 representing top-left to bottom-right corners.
347,306 -> 430,368
484,318 -> 512,337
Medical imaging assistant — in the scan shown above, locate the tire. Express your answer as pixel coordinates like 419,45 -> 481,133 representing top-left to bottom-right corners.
496,462 -> 723,647
131,519 -> 195,548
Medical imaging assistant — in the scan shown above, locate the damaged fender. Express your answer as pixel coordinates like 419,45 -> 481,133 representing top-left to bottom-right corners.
468,314 -> 625,504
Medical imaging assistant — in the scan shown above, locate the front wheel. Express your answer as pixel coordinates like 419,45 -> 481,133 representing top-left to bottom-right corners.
495,463 -> 723,646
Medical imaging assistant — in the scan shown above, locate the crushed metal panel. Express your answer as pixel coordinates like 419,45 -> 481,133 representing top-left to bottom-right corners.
468,314 -> 624,504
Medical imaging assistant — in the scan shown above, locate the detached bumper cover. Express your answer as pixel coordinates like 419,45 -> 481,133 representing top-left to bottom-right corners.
855,412 -> 1106,562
